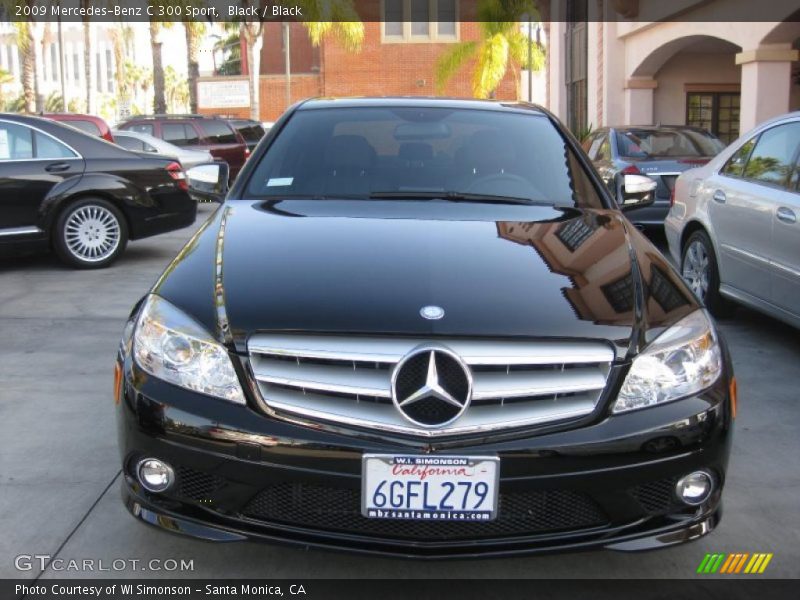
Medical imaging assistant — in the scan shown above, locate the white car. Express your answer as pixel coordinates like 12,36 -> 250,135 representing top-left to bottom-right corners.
112,129 -> 214,170
665,112 -> 800,328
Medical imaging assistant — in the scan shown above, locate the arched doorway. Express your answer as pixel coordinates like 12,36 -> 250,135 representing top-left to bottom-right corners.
629,35 -> 742,142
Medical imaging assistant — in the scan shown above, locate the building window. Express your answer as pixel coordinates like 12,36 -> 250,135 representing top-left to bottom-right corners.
686,92 -> 740,145
382,0 -> 458,42
73,52 -> 80,83
602,273 -> 635,313
556,217 -> 597,252
649,267 -> 688,313
6,45 -> 16,76
565,0 -> 588,136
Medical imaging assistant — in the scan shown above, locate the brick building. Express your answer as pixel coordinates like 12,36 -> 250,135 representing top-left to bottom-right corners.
198,0 -> 521,122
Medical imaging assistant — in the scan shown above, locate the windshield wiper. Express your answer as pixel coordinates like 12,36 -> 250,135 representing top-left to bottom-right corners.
369,191 -> 549,206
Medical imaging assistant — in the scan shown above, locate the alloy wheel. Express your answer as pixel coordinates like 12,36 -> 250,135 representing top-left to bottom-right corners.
682,240 -> 710,299
64,205 -> 122,263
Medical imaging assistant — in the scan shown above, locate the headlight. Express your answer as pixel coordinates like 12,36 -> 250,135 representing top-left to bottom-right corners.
133,294 -> 245,404
613,310 -> 722,413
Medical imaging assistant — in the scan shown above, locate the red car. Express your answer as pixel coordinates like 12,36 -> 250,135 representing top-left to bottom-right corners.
41,113 -> 114,143
118,115 -> 248,181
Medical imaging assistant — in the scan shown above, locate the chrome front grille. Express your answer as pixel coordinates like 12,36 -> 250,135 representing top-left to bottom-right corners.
247,335 -> 614,437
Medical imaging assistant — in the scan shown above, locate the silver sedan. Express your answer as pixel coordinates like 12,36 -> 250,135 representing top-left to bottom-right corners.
112,129 -> 214,170
665,112 -> 800,328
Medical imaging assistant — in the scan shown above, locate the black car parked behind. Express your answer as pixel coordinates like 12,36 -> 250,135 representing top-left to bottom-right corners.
0,114 -> 197,268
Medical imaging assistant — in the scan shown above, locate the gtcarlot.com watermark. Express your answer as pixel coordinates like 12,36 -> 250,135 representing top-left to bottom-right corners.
15,554 -> 194,572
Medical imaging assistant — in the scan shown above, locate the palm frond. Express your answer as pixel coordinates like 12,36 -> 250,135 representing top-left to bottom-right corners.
473,33 -> 508,98
434,41 -> 477,94
302,1 -> 364,51
508,31 -> 545,72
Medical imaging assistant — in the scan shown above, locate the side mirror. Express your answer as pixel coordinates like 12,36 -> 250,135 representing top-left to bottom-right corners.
186,162 -> 229,203
619,173 -> 657,211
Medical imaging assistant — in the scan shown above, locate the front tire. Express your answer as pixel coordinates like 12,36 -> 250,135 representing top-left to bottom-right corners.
681,230 -> 731,316
53,198 -> 128,269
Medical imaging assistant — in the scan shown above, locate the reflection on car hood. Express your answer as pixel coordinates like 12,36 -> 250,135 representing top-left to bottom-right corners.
153,200 -> 698,357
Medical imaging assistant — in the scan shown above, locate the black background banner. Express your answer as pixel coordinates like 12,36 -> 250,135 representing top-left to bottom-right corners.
4,579 -> 800,600
2,0 -> 800,24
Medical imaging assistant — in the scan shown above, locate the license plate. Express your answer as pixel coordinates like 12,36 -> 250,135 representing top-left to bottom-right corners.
362,454 -> 499,521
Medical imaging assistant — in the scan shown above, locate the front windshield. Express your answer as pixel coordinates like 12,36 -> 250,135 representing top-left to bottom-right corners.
616,129 -> 724,159
245,106 -> 604,209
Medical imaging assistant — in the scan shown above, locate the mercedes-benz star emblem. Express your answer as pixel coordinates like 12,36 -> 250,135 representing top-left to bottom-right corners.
391,347 -> 472,428
420,305 -> 445,320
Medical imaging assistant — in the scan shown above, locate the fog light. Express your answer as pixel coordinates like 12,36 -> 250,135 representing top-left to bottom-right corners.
136,458 -> 174,493
675,470 -> 714,505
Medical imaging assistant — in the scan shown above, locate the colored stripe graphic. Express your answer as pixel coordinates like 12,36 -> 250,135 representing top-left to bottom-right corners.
697,552 -> 772,574
697,554 -> 713,574
734,553 -> 749,573
758,554 -> 773,573
719,554 -> 736,574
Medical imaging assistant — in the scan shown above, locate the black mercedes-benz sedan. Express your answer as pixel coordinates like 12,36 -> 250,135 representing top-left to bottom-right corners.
116,98 -> 735,558
0,114 -> 197,268
583,126 -> 725,228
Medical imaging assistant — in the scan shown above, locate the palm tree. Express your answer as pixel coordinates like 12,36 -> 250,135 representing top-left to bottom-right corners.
238,0 -> 265,121
238,0 -> 364,121
435,0 -> 545,99
184,20 -> 206,113
80,0 -> 96,114
164,65 -> 189,113
301,0 -> 365,52
14,21 -> 36,112
0,68 -> 13,110
1,1 -> 39,112
147,0 -> 174,114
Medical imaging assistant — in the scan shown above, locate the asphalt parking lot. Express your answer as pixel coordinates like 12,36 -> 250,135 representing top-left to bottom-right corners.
1,203 -> 798,579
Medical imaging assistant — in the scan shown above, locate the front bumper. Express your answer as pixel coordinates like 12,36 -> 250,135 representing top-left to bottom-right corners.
116,348 -> 733,558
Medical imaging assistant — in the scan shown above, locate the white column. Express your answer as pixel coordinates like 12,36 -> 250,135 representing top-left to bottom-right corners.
624,78 -> 656,125
548,20 -> 568,121
736,46 -> 799,134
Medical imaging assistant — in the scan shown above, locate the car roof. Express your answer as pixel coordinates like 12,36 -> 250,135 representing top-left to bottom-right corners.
296,97 -> 549,115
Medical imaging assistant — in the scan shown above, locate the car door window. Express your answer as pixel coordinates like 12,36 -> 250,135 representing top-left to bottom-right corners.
34,132 -> 77,158
586,134 -> 608,161
116,136 -> 145,151
0,122 -> 34,160
741,122 -> 800,188
128,123 -> 154,135
198,120 -> 237,144
721,137 -> 756,178
162,123 -> 188,146
67,120 -> 101,136
595,137 -> 611,161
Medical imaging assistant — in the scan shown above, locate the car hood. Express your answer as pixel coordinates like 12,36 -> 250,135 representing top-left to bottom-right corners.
153,200 -> 698,358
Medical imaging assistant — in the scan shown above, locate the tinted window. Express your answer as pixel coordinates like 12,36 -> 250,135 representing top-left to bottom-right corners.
163,123 -> 200,147
199,120 -> 237,144
116,136 -> 145,151
232,121 -> 265,142
245,107 -> 604,209
616,129 -> 724,158
127,123 -> 154,135
67,119 -> 101,136
35,132 -> 76,158
741,122 -> 800,188
721,137 -> 756,178
0,122 -> 34,159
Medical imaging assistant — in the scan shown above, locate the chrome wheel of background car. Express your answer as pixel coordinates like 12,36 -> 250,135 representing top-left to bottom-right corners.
682,240 -> 710,300
64,205 -> 122,262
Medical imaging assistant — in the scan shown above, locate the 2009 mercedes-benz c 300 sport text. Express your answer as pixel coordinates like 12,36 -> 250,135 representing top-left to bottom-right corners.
116,98 -> 735,558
